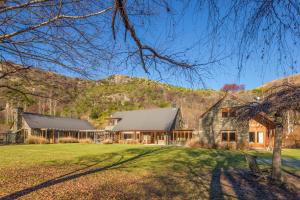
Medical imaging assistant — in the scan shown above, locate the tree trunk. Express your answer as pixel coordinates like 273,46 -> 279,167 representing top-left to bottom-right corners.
271,120 -> 283,181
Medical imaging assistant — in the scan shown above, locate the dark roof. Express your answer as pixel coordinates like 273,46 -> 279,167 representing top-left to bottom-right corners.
111,108 -> 179,131
22,112 -> 95,130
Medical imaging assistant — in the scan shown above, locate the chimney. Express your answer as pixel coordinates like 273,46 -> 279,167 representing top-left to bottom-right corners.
12,107 -> 23,131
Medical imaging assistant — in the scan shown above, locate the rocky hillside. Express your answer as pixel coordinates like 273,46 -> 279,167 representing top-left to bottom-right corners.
3,67 -> 297,129
0,67 -> 225,129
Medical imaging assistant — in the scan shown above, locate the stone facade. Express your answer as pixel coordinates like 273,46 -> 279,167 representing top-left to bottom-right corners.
197,95 -> 249,148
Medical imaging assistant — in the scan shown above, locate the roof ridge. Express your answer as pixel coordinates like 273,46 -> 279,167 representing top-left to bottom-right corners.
22,112 -> 85,121
115,107 -> 178,113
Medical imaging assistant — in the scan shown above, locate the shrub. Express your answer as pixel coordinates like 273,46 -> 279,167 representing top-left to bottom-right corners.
26,135 -> 49,144
102,139 -> 113,144
186,138 -> 214,149
186,138 -> 202,148
79,138 -> 93,144
119,140 -> 139,144
59,137 -> 79,143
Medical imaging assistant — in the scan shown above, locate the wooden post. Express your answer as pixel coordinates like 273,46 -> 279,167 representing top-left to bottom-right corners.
154,132 -> 156,144
58,131 -> 60,143
52,129 -> 55,144
172,131 -> 175,144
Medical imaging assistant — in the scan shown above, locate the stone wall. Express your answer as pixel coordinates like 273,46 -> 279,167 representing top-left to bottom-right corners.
197,96 -> 249,148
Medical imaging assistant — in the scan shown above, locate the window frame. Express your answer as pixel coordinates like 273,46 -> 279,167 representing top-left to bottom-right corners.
229,132 -> 236,142
249,132 -> 255,143
221,130 -> 237,143
221,108 -> 237,118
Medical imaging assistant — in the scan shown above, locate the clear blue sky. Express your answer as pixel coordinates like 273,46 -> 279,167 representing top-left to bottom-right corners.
90,1 -> 300,90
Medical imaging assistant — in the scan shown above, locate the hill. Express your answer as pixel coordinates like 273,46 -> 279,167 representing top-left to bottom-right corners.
4,65 -> 291,129
0,67 -> 225,129
259,73 -> 300,89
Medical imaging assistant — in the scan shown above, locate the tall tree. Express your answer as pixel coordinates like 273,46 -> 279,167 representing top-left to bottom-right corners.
237,83 -> 300,181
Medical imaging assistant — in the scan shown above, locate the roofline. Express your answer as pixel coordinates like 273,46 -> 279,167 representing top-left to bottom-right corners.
112,107 -> 179,115
113,129 -> 194,132
199,93 -> 228,118
22,112 -> 88,121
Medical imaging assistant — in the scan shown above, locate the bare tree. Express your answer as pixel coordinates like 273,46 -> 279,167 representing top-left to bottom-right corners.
1,1 -> 300,90
236,83 -> 300,181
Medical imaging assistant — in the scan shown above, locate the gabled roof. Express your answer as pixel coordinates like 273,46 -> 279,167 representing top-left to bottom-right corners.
22,112 -> 95,131
111,107 -> 179,131
199,92 -> 275,126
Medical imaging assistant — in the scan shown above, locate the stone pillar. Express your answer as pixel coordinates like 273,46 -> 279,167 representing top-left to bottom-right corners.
12,107 -> 23,132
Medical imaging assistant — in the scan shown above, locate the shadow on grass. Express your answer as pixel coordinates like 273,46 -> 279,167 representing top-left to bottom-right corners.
0,147 -> 163,200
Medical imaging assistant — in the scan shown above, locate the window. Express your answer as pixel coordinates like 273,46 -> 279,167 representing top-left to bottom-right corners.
222,108 -> 236,118
221,131 -> 236,142
222,111 -> 229,118
249,132 -> 255,142
229,132 -> 236,142
257,132 -> 264,144
221,132 -> 228,141
123,132 -> 134,140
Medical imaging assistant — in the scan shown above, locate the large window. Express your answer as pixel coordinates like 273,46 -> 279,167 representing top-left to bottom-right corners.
249,132 -> 255,142
221,131 -> 236,142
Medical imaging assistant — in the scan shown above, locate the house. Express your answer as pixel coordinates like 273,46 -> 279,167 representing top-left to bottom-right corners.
197,94 -> 276,149
106,107 -> 193,145
10,108 -> 96,143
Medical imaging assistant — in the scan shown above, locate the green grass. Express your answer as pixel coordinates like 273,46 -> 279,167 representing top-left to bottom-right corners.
0,144 -> 299,173
0,144 -> 247,170
0,144 -> 299,199
250,149 -> 300,173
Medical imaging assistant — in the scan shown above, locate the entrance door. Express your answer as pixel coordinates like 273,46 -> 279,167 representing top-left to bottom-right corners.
248,131 -> 265,148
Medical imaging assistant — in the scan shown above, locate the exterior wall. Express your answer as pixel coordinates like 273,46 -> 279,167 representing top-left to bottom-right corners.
198,96 -> 249,148
248,119 -> 269,148
172,109 -> 184,130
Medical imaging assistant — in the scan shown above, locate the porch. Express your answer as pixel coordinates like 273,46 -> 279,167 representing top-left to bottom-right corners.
116,130 -> 194,145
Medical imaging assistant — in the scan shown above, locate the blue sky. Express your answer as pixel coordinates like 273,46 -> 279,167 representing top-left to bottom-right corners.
88,1 -> 300,90
6,1 -> 299,90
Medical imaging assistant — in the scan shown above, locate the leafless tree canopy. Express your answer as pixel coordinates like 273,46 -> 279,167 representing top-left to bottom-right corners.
236,83 -> 300,123
0,0 -> 300,89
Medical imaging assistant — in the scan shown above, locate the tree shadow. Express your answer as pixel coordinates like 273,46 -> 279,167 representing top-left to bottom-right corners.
1,148 -> 163,200
209,160 -> 225,200
223,169 -> 300,200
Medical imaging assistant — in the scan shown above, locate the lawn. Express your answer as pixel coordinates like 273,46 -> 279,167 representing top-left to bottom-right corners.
0,144 -> 299,199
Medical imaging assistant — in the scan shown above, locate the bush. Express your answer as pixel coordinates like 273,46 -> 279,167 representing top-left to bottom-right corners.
186,138 -> 214,149
119,140 -> 139,144
79,138 -> 93,144
26,135 -> 49,144
102,139 -> 113,144
59,137 -> 79,143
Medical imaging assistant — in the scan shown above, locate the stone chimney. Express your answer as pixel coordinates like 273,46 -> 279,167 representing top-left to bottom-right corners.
12,107 -> 23,131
